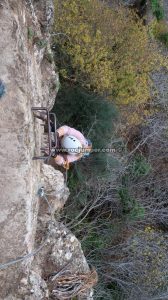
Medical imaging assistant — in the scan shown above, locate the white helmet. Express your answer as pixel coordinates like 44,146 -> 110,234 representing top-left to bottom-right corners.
61,135 -> 82,155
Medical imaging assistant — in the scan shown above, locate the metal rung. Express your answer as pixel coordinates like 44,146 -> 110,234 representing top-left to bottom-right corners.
32,107 -> 57,160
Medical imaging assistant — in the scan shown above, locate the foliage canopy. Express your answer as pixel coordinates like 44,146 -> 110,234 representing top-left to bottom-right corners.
54,0 -> 164,105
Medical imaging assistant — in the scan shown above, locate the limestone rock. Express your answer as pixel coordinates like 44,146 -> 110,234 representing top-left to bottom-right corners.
49,222 -> 90,273
26,271 -> 49,300
48,222 -> 95,300
0,0 -> 92,299
34,0 -> 54,32
0,0 -> 59,298
41,164 -> 70,212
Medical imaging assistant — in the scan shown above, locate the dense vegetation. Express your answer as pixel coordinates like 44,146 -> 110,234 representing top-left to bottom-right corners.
54,0 -> 165,106
150,0 -> 168,46
52,0 -> 168,299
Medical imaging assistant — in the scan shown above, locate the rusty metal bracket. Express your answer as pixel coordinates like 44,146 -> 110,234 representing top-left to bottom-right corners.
31,107 -> 57,160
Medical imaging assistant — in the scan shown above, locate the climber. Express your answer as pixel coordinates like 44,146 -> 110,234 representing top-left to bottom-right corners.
54,125 -> 92,169
33,111 -> 92,169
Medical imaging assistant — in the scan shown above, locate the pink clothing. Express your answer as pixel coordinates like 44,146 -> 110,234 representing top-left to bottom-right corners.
57,125 -> 87,147
55,126 -> 87,166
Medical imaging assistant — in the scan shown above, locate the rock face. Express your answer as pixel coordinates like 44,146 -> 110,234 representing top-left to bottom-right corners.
33,0 -> 54,32
40,164 -> 70,213
0,0 -> 59,298
0,1 -> 93,299
20,221 -> 95,300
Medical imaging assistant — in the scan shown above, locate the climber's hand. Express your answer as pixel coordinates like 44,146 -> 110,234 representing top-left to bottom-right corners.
63,161 -> 70,170
52,152 -> 57,158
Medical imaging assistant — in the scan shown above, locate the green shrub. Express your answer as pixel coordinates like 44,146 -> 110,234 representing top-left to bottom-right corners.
53,85 -> 119,244
27,27 -> 35,40
53,84 -> 118,180
150,19 -> 168,47
35,38 -> 47,49
118,187 -> 145,220
118,155 -> 149,220
158,32 -> 168,45
129,154 -> 151,178
53,84 -> 117,148
151,0 -> 164,20
118,187 -> 134,213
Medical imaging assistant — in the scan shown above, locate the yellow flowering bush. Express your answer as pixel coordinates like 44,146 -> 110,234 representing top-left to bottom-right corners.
54,0 -> 165,105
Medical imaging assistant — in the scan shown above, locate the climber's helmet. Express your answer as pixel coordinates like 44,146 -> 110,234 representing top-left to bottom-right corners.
61,135 -> 82,155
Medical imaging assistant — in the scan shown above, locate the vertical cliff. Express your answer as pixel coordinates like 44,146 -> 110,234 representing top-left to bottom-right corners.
0,0 -> 58,298
0,1 -> 94,299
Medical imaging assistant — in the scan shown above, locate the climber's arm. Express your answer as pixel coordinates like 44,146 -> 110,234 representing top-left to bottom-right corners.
56,125 -> 69,137
54,153 -> 82,168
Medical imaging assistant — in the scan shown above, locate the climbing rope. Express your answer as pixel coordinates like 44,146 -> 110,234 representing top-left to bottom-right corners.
0,188 -> 53,271
64,168 -> 68,184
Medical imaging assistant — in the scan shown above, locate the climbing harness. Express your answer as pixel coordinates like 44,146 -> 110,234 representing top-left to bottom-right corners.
0,188 -> 53,270
64,168 -> 68,184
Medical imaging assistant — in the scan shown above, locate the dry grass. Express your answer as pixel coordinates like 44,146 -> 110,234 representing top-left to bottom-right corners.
50,267 -> 98,299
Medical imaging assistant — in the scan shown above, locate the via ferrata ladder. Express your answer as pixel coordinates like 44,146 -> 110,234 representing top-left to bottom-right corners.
32,107 -> 57,160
